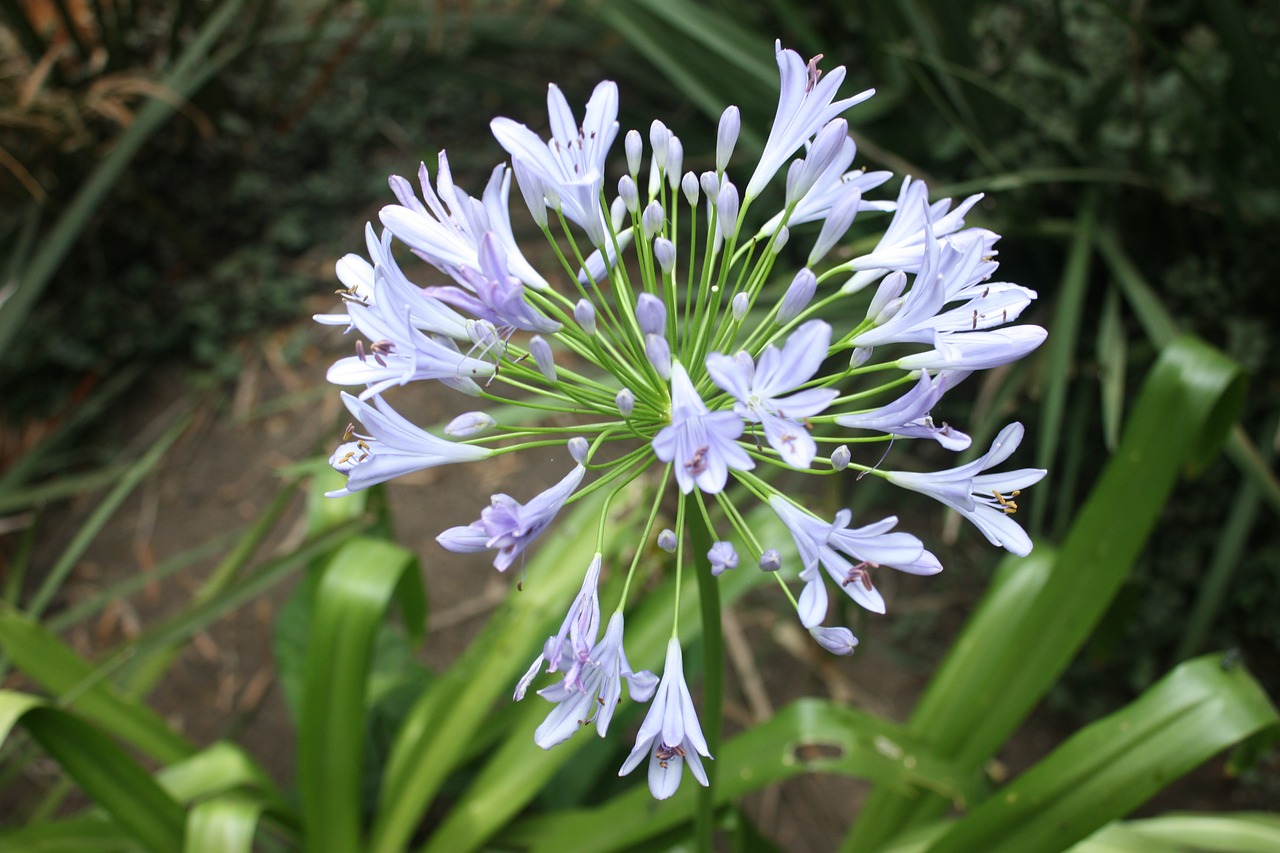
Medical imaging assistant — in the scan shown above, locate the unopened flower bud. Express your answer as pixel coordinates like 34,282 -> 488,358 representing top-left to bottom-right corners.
645,333 -> 671,380
716,181 -> 740,240
650,120 -> 671,170
511,158 -> 547,228
731,292 -> 750,321
657,529 -> 677,553
636,293 -> 666,337
574,298 -> 597,335
717,106 -> 740,172
611,196 -> 628,231
654,237 -> 676,274
850,346 -> 873,367
708,541 -> 738,576
568,436 -> 589,465
615,387 -> 635,417
759,549 -> 782,572
831,445 -> 851,471
619,175 -> 639,214
789,119 -> 848,202
699,170 -> 719,200
809,186 -> 861,266
771,226 -> 790,254
641,201 -> 664,239
810,626 -> 858,656
529,335 -> 556,383
666,137 -> 684,187
446,411 -> 496,437
625,129 -> 643,176
682,172 -> 700,205
778,268 -> 817,324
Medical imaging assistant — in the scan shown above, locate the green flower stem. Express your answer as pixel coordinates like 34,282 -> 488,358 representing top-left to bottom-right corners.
688,491 -> 722,853
617,465 -> 671,610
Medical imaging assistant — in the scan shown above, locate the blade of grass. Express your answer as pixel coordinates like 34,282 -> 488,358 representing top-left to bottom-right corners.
1031,198 -> 1096,535
1073,812 -> 1280,853
1096,287 -> 1126,452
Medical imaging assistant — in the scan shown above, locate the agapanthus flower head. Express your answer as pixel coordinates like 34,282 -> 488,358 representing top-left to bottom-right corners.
316,41 -> 1046,801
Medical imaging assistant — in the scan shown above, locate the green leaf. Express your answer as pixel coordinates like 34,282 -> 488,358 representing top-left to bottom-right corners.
846,335 -> 1247,851
499,699 -> 982,853
0,813 -> 137,852
0,608 -> 195,764
1071,813 -> 1280,853
927,655 -> 1278,852
184,794 -> 266,853
297,536 -> 419,853
0,692 -> 186,853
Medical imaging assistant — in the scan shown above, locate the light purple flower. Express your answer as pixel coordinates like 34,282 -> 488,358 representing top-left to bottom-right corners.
437,465 -> 586,571
491,81 -> 619,247
835,370 -> 972,450
706,320 -> 837,468
745,42 -> 875,200
327,393 -> 492,497
378,153 -> 549,290
525,611 -> 658,748
619,638 -> 712,799
770,496 -> 940,626
885,422 -> 1047,557
897,327 -> 1048,372
425,233 -> 561,335
325,301 -> 495,400
652,362 -> 753,494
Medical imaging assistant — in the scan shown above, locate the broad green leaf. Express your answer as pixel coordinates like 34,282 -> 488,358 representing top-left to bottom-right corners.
184,794 -> 266,853
1071,813 -> 1280,853
0,693 -> 185,853
157,741 -> 289,816
0,813 -> 137,852
499,699 -> 982,853
0,608 -> 194,764
927,655 -> 1278,852
846,335 -> 1246,851
298,536 -> 419,853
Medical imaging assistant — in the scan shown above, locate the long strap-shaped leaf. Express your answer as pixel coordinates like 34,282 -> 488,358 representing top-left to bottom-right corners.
497,698 -> 983,853
0,690 -> 185,853
296,536 -> 420,853
927,654 -> 1278,852
846,334 -> 1247,851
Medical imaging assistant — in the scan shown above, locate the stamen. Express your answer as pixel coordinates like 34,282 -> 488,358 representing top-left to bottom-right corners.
685,446 -> 709,476
992,489 -> 1021,514
805,54 -> 824,92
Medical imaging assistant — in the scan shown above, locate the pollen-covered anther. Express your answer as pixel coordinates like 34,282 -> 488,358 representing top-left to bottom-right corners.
842,561 -> 878,591
993,489 -> 1021,514
684,446 -> 710,476
805,53 -> 824,92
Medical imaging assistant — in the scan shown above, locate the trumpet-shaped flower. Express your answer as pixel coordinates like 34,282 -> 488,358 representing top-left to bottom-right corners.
653,363 -> 754,494
706,320 -> 837,468
327,393 -> 492,496
885,422 -> 1047,556
438,465 -> 585,571
619,638 -> 712,799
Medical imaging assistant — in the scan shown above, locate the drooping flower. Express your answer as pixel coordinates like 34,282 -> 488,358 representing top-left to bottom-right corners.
619,638 -> 712,799
437,465 -> 585,571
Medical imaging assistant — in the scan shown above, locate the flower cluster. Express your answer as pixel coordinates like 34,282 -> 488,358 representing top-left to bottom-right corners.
319,42 -> 1046,800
